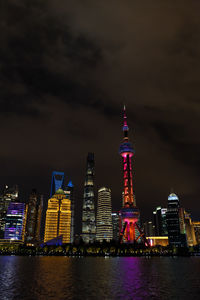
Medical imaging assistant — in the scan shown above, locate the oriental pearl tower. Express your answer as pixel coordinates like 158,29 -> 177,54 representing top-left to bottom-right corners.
119,106 -> 147,243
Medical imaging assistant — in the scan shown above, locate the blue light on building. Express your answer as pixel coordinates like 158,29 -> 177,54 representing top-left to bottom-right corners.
50,171 -> 65,197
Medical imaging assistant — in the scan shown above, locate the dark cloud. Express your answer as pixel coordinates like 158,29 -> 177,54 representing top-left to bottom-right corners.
1,0 -> 200,233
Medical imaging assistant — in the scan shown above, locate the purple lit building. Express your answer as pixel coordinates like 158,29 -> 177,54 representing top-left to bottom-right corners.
4,202 -> 27,241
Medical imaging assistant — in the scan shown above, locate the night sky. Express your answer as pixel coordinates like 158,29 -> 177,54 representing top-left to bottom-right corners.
1,1 -> 200,232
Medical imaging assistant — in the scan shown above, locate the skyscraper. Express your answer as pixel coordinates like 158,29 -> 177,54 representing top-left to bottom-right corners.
184,212 -> 197,247
82,153 -> 96,243
50,171 -> 65,197
153,207 -> 168,236
4,202 -> 27,241
44,189 -> 71,244
25,189 -> 43,245
0,185 -> 18,237
112,211 -> 120,241
119,106 -> 145,243
166,193 -> 187,247
64,181 -> 75,243
193,221 -> 200,244
143,221 -> 155,237
96,187 -> 113,242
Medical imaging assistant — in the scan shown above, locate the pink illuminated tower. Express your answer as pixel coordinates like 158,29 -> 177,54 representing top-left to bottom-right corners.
119,106 -> 146,243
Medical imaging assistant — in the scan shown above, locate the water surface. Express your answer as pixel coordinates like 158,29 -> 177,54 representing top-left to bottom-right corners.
0,256 -> 199,300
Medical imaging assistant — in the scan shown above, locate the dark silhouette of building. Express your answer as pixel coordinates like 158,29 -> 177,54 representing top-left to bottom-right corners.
143,221 -> 155,237
82,153 -> 96,243
25,189 -> 43,245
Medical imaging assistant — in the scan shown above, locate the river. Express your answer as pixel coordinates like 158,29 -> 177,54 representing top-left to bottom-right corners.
0,256 -> 200,299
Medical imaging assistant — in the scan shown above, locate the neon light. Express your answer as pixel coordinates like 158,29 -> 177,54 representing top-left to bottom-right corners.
119,106 -> 139,243
4,202 -> 27,241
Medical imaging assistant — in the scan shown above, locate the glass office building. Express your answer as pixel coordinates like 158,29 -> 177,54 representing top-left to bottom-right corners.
96,187 -> 113,242
4,202 -> 27,241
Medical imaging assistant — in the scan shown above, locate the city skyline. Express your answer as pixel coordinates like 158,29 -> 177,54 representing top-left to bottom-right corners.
0,106 -> 199,227
1,0 -> 200,224
1,2 -> 200,299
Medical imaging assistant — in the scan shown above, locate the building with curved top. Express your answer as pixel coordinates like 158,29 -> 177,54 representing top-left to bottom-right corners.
96,187 -> 113,242
166,192 -> 187,247
44,188 -> 71,244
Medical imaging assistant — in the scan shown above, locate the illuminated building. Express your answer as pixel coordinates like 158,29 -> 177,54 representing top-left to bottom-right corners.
166,193 -> 187,247
119,106 -> 146,243
44,188 -> 71,244
96,187 -> 113,242
147,236 -> 169,247
64,181 -> 75,243
0,239 -> 24,246
82,153 -> 96,243
184,212 -> 197,246
25,189 -> 43,245
0,185 -> 18,238
112,211 -> 120,241
153,207 -> 168,236
193,222 -> 200,244
4,202 -> 27,241
50,171 -> 65,197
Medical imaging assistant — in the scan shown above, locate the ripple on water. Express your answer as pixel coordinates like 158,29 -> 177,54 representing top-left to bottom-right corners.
0,256 -> 200,300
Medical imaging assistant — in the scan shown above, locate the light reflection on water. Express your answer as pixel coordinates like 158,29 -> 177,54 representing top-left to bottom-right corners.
0,256 -> 200,300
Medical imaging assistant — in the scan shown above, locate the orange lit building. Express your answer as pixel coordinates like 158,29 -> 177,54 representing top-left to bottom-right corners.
184,212 -> 197,246
44,189 -> 71,244
147,236 -> 169,247
193,221 -> 200,244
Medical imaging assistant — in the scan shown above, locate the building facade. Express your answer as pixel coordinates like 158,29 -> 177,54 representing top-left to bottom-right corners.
193,222 -> 200,244
82,153 -> 96,243
143,221 -> 155,237
25,189 -> 43,245
96,187 -> 113,242
112,211 -> 120,241
64,181 -> 75,243
0,185 -> 18,238
146,236 -> 169,247
166,193 -> 187,247
4,202 -> 27,241
44,189 -> 71,244
153,207 -> 168,236
184,212 -> 197,247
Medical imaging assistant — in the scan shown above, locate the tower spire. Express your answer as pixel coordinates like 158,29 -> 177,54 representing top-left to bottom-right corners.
119,105 -> 149,245
123,105 -> 129,141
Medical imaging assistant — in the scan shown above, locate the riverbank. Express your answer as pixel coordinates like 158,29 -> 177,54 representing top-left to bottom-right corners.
0,242 -> 199,257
